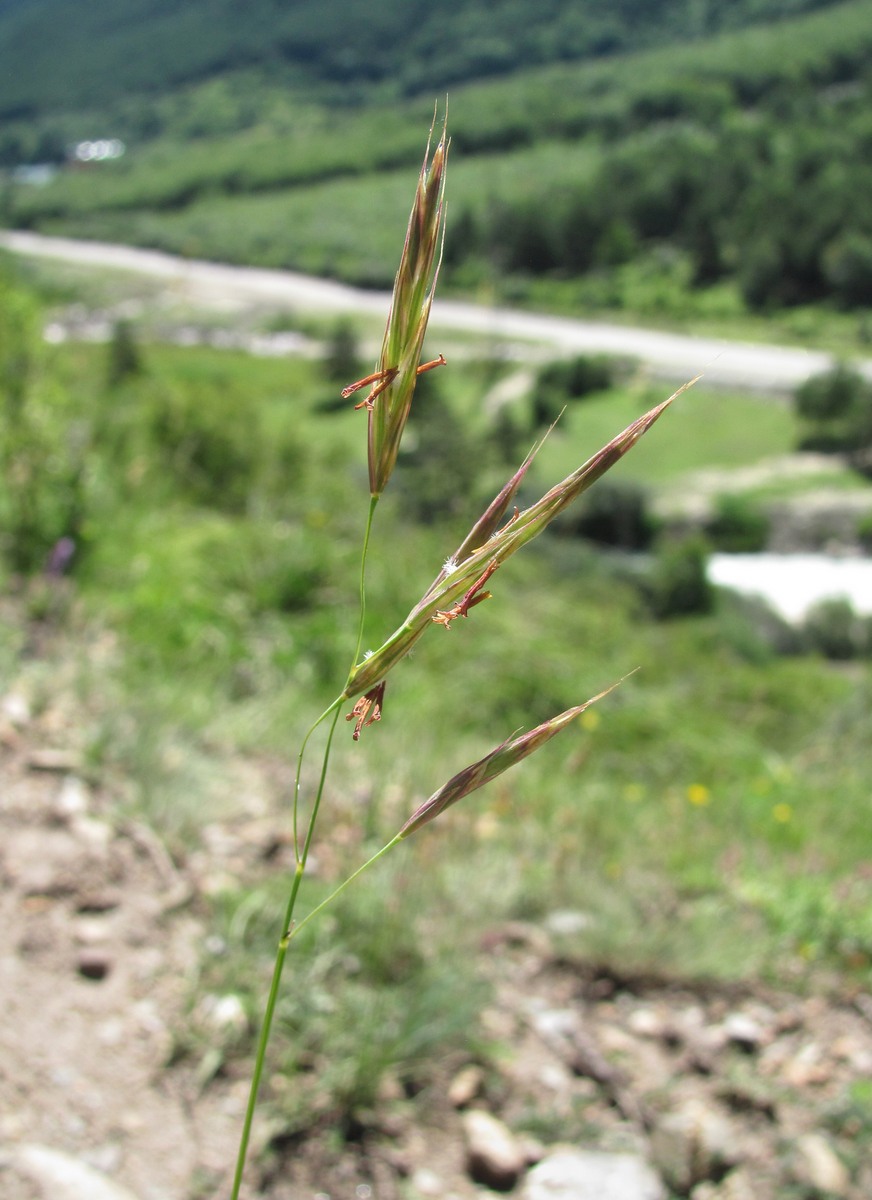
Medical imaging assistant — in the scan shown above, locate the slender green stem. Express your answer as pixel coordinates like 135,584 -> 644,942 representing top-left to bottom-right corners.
229,873 -> 299,1200
233,492 -> 382,1198
289,834 -> 402,943
348,494 -> 380,687
292,696 -> 344,862
231,701 -> 343,1200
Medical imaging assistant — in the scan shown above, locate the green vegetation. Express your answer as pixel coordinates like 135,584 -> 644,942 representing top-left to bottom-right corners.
2,221 -> 871,1161
794,362 -> 872,471
4,0 -> 872,338
0,0 -> 845,120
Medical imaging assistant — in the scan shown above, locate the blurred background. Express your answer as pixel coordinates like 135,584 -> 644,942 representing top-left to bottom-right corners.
1,2 -> 871,1198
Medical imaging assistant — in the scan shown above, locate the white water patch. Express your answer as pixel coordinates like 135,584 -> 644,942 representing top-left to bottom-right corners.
709,553 -> 872,622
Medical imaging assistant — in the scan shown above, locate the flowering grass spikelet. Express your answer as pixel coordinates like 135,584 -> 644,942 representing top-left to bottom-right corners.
398,680 -> 626,838
362,112 -> 448,499
344,387 -> 690,701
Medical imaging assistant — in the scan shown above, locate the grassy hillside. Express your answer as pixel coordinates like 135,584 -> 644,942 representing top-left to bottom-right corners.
1,257 -> 870,1000
3,222 -> 872,1184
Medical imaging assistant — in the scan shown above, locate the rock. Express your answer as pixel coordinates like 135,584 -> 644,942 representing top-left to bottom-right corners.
77,947 -> 112,980
649,1100 -> 739,1192
791,1133 -> 850,1196
627,1007 -> 669,1039
198,992 -> 248,1035
831,1033 -> 872,1074
462,1109 -> 525,1191
410,1167 -> 445,1196
27,748 -> 82,773
13,1143 -> 141,1200
782,1042 -> 833,1087
690,1167 -> 759,1200
722,1013 -> 769,1053
73,917 -> 111,946
543,910 -> 594,937
520,1148 -> 664,1200
448,1064 -> 485,1108
55,775 -> 91,819
2,691 -> 31,727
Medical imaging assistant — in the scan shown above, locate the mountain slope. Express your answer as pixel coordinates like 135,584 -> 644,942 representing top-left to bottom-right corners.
0,0 -> 845,118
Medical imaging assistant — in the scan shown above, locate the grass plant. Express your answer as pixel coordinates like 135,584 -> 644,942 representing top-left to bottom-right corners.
5,118 -> 871,1198
227,114 -> 689,1198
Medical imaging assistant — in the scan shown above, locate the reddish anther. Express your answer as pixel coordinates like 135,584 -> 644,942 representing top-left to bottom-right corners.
342,367 -> 399,411
416,353 -> 446,376
432,559 -> 500,629
346,681 -> 386,740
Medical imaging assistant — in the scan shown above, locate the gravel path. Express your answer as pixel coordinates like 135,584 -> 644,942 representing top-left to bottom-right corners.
5,230 -> 872,393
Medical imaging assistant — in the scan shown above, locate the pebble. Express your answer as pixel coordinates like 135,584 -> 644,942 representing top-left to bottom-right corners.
410,1167 -> 445,1197
13,1143 -> 141,1200
791,1133 -> 850,1196
77,947 -> 112,980
462,1109 -> 526,1191
831,1033 -> 872,1073
782,1042 -> 833,1087
74,917 -> 111,945
520,1148 -> 664,1200
55,775 -> 91,819
448,1064 -> 484,1108
649,1099 -> 738,1192
2,691 -> 31,726
543,910 -> 594,937
198,992 -> 248,1034
627,1008 -> 668,1039
722,1013 -> 769,1052
690,1167 -> 757,1200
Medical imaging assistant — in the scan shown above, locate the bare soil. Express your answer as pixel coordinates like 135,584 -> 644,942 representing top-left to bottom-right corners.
2,611 -> 872,1200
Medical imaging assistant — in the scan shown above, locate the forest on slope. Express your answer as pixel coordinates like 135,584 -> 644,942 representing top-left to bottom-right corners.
0,0 -> 845,118
2,0 -> 872,319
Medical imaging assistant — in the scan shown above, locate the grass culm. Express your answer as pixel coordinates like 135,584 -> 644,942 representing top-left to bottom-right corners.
230,111 -> 687,1197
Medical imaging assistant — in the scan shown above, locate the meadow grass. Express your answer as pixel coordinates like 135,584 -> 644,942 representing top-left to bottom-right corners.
3,235 -> 871,1184
526,382 -> 797,489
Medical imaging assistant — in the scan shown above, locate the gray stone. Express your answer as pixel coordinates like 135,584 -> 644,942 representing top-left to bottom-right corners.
791,1133 -> 850,1197
722,1013 -> 769,1052
462,1109 -> 525,1191
691,1168 -> 758,1200
650,1100 -> 739,1192
543,910 -> 594,937
13,1144 -> 140,1200
448,1064 -> 485,1108
520,1148 -> 664,1200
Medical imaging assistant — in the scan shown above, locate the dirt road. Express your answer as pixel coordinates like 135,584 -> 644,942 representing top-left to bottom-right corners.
4,230 -> 869,393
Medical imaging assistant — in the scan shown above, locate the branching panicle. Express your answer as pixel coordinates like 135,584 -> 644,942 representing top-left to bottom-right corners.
231,109 -> 685,1200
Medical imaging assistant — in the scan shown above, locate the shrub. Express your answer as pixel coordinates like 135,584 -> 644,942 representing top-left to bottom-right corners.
803,597 -> 869,660
146,376 -> 263,512
717,591 -> 804,662
322,318 -> 362,388
822,231 -> 872,308
106,319 -> 143,388
645,535 -> 714,619
395,371 -> 486,524
857,511 -> 872,552
795,362 -> 866,423
793,363 -> 872,472
557,480 -> 656,550
530,354 -> 615,429
705,493 -> 769,552
0,272 -> 89,571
